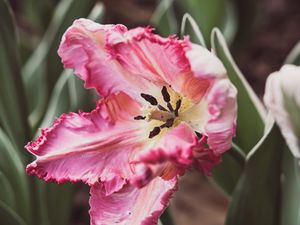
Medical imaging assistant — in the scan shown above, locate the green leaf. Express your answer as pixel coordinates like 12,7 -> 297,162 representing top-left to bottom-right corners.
46,183 -> 74,225
0,171 -> 15,210
0,0 -> 30,153
23,0 -> 95,127
211,28 -> 266,152
23,0 -> 55,33
180,13 -> 207,47
285,41 -> 300,65
176,0 -> 226,44
212,143 -> 246,196
39,70 -> 72,128
281,150 -> 300,225
225,120 -> 284,225
0,129 -> 32,225
151,0 -> 178,37
222,2 -> 238,45
0,201 -> 27,225
280,39 -> 300,225
39,62 -> 95,130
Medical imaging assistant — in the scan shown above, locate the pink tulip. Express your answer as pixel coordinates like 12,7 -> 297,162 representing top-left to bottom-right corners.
26,19 -> 237,225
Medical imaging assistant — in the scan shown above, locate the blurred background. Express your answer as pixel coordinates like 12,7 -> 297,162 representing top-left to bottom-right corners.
1,0 -> 300,225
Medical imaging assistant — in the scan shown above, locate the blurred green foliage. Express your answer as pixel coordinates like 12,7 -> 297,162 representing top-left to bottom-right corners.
0,1 -> 104,225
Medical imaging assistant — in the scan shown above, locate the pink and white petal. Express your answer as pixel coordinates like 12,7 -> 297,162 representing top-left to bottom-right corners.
107,28 -> 188,86
26,92 -> 143,190
264,65 -> 300,158
182,44 -> 228,102
58,18 -> 138,98
107,28 -> 212,102
89,177 -> 177,225
204,79 -> 237,155
185,44 -> 227,80
193,136 -> 221,175
131,122 -> 198,187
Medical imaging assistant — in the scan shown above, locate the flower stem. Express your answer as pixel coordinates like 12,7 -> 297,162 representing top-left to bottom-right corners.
230,142 -> 246,166
160,207 -> 175,225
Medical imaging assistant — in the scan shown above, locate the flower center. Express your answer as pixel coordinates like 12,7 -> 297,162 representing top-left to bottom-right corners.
134,86 -> 182,138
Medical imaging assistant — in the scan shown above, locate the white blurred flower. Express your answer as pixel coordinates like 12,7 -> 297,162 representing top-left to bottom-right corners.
264,64 -> 300,158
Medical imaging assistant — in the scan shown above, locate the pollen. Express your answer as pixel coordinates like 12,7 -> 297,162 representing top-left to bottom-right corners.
134,86 -> 184,138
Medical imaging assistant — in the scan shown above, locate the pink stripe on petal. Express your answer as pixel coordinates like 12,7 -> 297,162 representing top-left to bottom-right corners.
89,177 -> 177,225
204,79 -> 237,155
107,28 -> 212,102
185,44 -> 227,80
26,92 -> 143,189
58,19 -> 137,98
131,123 -> 198,187
193,136 -> 221,175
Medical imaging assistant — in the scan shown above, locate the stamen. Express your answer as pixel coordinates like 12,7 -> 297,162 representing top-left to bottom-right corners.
160,118 -> 174,128
141,93 -> 158,105
161,86 -> 170,103
195,132 -> 203,139
134,115 -> 146,120
167,102 -> 174,112
157,104 -> 168,111
174,99 -> 182,116
149,127 -> 161,138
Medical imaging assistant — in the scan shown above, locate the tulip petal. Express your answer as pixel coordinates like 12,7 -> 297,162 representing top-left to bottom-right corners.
107,27 -> 213,102
26,92 -> 142,190
264,65 -> 300,158
131,123 -> 198,187
204,79 -> 237,154
185,44 -> 227,79
89,177 -> 177,225
58,19 -> 224,104
58,19 -> 138,98
193,136 -> 221,175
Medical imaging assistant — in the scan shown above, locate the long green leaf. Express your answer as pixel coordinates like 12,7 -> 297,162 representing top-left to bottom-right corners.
225,120 -> 284,225
0,171 -> 15,210
180,13 -> 207,47
281,150 -> 300,225
176,0 -> 226,44
151,0 -> 177,37
0,0 -> 30,154
211,28 -> 266,152
0,129 -> 31,225
23,0 -> 94,127
212,143 -> 246,196
46,183 -> 74,225
285,41 -> 300,65
0,201 -> 27,225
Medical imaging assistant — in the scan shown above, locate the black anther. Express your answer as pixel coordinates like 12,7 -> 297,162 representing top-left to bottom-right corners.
134,115 -> 146,120
141,93 -> 158,105
149,127 -> 161,138
167,102 -> 174,112
161,86 -> 170,103
160,118 -> 174,128
157,104 -> 168,111
195,132 -> 203,139
174,99 -> 182,116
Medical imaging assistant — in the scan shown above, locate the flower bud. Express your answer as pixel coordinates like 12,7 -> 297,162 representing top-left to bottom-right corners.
264,64 -> 300,158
